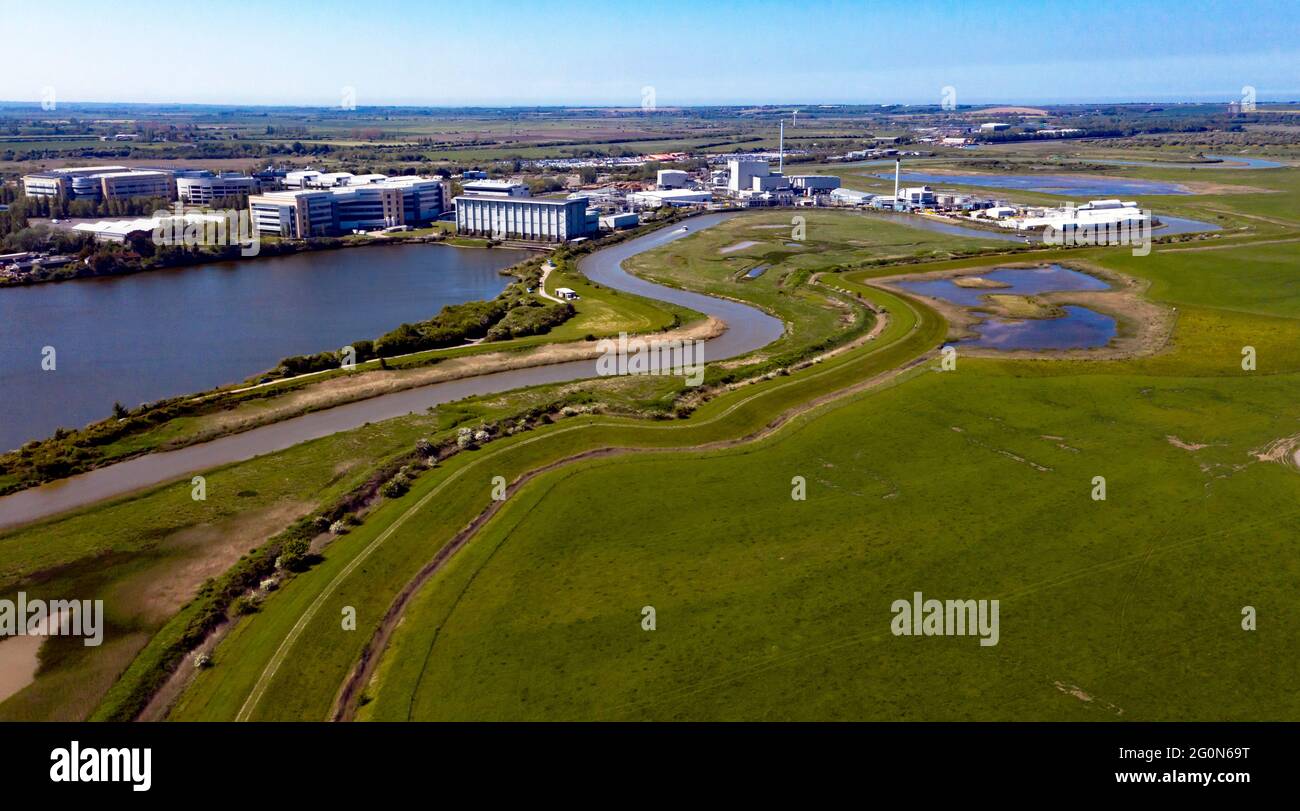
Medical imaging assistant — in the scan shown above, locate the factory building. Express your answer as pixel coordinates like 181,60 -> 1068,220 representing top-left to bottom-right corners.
727,159 -> 770,193
1013,199 -> 1150,232
656,169 -> 689,189
599,212 -> 640,230
898,186 -> 937,206
176,172 -> 260,204
23,166 -> 174,201
829,188 -> 874,206
787,175 -> 840,195
248,175 -> 451,238
455,195 -> 594,242
627,189 -> 713,209
461,179 -> 531,198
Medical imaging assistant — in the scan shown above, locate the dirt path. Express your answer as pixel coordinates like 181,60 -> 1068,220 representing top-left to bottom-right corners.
536,262 -> 566,303
330,305 -> 923,721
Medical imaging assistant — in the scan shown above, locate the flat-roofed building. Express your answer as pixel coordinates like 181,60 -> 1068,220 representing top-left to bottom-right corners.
23,166 -> 173,201
248,175 -> 451,238
72,212 -> 235,243
899,185 -> 937,206
788,175 -> 840,194
727,159 -> 769,193
627,189 -> 712,209
461,179 -> 530,198
249,190 -> 337,238
455,195 -> 593,242
177,172 -> 259,204
656,169 -> 689,189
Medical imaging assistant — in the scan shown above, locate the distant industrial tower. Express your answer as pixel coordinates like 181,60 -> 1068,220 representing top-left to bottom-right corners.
778,120 -> 785,175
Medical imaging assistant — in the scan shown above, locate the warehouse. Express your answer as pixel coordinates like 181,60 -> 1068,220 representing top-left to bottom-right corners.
627,189 -> 712,209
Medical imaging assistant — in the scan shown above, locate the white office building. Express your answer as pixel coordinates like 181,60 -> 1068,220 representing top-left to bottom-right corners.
23,166 -> 174,201
455,195 -> 593,242
177,173 -> 259,204
249,175 -> 451,238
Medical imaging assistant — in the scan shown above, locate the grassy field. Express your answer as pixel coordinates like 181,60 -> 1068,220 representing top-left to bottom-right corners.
6,152 -> 1298,722
349,191 -> 1300,720
166,214 -> 977,721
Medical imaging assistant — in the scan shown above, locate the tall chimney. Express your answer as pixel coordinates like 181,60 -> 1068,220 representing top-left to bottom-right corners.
779,121 -> 785,175
894,158 -> 901,204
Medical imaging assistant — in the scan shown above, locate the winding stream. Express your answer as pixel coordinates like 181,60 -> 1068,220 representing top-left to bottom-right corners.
0,213 -> 782,532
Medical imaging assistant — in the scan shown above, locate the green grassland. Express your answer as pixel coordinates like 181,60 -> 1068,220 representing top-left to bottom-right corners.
352,199 -> 1300,720
5,151 -> 1298,722
166,215 -> 980,720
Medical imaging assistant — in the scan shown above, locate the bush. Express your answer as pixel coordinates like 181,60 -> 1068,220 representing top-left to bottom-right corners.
278,537 -> 311,571
381,476 -> 410,499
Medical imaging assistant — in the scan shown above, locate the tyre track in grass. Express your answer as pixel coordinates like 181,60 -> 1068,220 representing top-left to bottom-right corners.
233,250 -> 935,721
330,295 -> 937,721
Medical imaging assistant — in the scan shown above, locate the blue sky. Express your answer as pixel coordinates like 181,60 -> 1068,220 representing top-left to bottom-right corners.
3,0 -> 1297,106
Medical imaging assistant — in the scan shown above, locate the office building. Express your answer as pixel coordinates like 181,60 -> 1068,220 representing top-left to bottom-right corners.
23,166 -> 174,201
177,172 -> 260,204
249,175 -> 451,238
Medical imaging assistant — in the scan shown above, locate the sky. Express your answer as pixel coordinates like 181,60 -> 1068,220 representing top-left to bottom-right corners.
1,0 -> 1297,107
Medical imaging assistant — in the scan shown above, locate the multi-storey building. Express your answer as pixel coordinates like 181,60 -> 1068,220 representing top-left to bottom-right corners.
248,175 -> 451,238
23,166 -> 174,201
176,172 -> 260,204
454,195 -> 594,243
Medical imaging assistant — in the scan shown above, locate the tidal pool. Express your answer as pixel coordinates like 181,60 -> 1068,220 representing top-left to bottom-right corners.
896,264 -> 1109,307
896,264 -> 1117,351
970,306 -> 1116,350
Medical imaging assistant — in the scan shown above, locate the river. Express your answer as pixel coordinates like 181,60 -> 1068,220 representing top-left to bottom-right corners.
0,213 -> 783,531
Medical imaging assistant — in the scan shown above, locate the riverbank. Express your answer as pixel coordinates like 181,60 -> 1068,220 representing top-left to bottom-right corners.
0,216 -> 717,496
